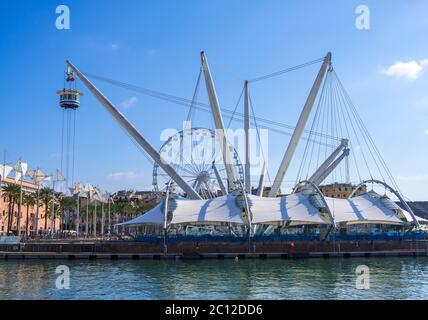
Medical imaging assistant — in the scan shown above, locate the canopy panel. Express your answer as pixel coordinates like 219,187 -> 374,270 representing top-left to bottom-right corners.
398,209 -> 428,224
249,192 -> 328,226
326,194 -> 403,225
170,194 -> 245,225
119,203 -> 164,226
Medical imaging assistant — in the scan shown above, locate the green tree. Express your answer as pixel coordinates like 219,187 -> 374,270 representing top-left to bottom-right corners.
39,187 -> 53,232
23,193 -> 35,238
59,196 -> 76,231
2,183 -> 21,235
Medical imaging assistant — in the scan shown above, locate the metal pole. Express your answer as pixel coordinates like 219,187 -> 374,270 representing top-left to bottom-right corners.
76,194 -> 80,237
108,198 -> 111,236
66,60 -> 202,200
256,162 -> 266,197
17,174 -> 23,237
163,180 -> 173,254
51,180 -> 56,237
212,161 -> 227,195
313,149 -> 350,186
93,200 -> 97,237
0,150 -> 5,216
101,201 -> 105,239
200,52 -> 236,191
309,139 -> 348,183
345,153 -> 350,184
35,180 -> 40,238
85,194 -> 89,237
244,80 -> 251,193
269,52 -> 332,197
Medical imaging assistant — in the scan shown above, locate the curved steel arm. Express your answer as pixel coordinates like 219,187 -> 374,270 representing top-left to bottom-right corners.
66,60 -> 202,200
201,52 -> 236,191
293,180 -> 336,228
349,179 -> 420,227
269,52 -> 332,197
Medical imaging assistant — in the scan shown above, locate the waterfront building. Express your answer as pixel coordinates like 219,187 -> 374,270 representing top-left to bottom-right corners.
319,183 -> 367,199
0,176 -> 60,236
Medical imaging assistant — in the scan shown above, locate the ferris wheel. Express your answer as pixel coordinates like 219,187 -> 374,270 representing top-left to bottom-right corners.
152,127 -> 244,199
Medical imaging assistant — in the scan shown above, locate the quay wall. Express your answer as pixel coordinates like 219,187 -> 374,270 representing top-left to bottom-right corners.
0,239 -> 427,258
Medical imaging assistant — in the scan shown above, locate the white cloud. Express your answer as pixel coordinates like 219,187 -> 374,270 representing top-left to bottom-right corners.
424,129 -> 428,135
119,96 -> 138,109
107,171 -> 140,181
421,59 -> 428,67
383,59 -> 428,79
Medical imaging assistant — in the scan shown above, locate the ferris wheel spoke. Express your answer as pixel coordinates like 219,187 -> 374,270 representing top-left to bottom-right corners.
154,128 -> 243,199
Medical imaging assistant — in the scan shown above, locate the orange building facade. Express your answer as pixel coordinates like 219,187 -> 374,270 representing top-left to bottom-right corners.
0,177 -> 60,237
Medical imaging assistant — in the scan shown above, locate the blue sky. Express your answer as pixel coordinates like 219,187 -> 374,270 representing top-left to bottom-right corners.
0,0 -> 427,199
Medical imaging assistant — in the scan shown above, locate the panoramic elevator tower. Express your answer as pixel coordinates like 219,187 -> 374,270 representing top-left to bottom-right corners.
56,66 -> 84,188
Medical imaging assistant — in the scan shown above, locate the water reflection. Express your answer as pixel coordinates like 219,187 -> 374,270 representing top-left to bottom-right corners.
0,257 -> 427,300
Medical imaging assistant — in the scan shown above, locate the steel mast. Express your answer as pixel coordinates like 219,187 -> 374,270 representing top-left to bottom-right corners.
269,52 -> 332,197
201,52 -> 236,192
244,80 -> 251,193
66,60 -> 202,200
309,139 -> 348,184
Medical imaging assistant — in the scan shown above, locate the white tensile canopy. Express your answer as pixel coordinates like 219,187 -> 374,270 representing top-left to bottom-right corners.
121,192 -> 414,227
326,194 -> 403,225
248,192 -> 328,226
398,209 -> 428,224
170,194 -> 245,226
119,203 -> 164,226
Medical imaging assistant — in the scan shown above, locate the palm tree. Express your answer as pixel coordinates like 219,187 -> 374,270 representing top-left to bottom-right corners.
2,183 -> 21,235
39,187 -> 53,233
23,193 -> 35,238
59,197 -> 76,231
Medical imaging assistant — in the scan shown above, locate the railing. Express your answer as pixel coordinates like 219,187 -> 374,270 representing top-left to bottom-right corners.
330,232 -> 426,241
137,232 -> 426,243
137,234 -> 321,243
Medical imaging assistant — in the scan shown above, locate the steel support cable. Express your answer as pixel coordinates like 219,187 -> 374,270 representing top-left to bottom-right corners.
295,68 -> 329,184
315,74 -> 329,176
332,71 -> 385,184
330,75 -> 343,183
86,72 -> 337,147
60,109 -> 65,176
331,79 -> 361,182
66,111 -> 72,187
332,76 -> 373,181
248,58 -> 324,83
334,78 -> 362,181
342,87 -> 385,184
185,67 -> 203,124
331,74 -> 345,182
324,76 -> 332,182
331,76 -> 340,183
333,71 -> 401,193
72,111 -> 77,186
327,76 -> 336,183
249,93 -> 272,186
226,86 -> 245,129
305,79 -> 327,180
84,72 -> 341,142
295,77 -> 321,183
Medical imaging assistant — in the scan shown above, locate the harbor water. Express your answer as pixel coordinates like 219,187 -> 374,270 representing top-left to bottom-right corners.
0,257 -> 427,300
